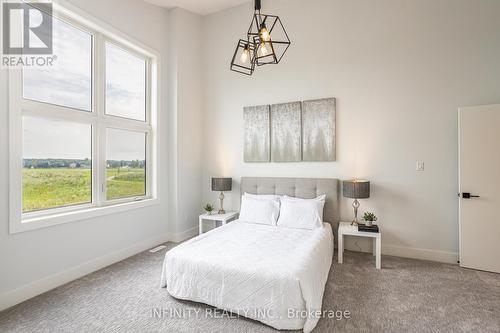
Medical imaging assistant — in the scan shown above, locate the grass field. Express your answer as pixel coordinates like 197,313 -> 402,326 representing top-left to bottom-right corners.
106,167 -> 146,201
22,167 -> 145,212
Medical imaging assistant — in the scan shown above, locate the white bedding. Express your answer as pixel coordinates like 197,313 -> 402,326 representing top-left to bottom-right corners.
160,220 -> 334,332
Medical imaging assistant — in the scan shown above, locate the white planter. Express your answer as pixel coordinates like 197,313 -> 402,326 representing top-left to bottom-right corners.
364,220 -> 374,226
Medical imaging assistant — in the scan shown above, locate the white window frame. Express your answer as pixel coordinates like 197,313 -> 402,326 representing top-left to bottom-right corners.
8,1 -> 160,234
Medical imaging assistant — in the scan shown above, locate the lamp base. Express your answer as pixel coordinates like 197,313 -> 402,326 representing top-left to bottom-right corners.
218,192 -> 225,215
351,199 -> 360,226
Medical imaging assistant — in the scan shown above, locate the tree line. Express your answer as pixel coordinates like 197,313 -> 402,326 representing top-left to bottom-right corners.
23,158 -> 145,169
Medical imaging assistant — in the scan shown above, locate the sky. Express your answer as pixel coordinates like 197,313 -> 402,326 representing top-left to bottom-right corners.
106,43 -> 146,121
106,128 -> 146,161
23,117 -> 145,161
23,15 -> 92,111
22,16 -> 146,161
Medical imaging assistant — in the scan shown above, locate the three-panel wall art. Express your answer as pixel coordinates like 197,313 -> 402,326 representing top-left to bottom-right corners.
244,97 -> 336,162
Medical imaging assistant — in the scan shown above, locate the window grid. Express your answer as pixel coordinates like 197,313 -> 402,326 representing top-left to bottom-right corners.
12,12 -> 154,221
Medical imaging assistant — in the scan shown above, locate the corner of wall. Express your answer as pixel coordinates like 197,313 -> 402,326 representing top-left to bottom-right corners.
167,7 -> 205,237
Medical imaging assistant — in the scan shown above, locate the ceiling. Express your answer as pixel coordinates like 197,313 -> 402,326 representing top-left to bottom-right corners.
144,0 -> 251,15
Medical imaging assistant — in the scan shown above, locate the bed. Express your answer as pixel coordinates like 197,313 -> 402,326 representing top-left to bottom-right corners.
161,177 -> 340,332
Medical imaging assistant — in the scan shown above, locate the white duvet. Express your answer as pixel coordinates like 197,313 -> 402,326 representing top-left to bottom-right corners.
160,220 -> 334,332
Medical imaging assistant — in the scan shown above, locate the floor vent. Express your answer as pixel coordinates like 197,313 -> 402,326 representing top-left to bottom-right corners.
149,245 -> 167,253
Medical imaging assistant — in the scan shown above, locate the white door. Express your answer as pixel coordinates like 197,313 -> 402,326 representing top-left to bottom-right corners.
459,104 -> 500,273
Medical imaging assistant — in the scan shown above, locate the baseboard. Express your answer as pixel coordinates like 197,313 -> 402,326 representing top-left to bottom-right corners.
382,244 -> 459,264
0,232 -> 169,312
171,226 -> 198,243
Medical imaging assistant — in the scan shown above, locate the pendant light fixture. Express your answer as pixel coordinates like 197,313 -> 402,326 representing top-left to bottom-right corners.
230,0 -> 291,76
230,39 -> 257,75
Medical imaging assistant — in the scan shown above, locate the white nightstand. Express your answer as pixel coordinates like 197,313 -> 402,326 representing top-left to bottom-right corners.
338,222 -> 382,269
199,211 -> 239,235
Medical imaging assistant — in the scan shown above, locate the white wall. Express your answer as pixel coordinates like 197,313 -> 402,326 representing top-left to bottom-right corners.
201,0 -> 500,262
167,8 -> 204,240
0,0 -> 171,310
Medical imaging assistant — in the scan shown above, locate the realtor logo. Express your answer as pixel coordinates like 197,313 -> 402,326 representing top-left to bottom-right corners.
2,2 -> 53,55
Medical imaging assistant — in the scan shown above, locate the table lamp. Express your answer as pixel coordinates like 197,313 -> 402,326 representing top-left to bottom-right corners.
212,178 -> 232,214
343,179 -> 370,226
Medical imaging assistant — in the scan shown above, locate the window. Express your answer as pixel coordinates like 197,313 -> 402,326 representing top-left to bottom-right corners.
9,7 -> 159,233
105,43 -> 146,121
22,116 -> 92,212
23,16 -> 92,111
106,128 -> 146,200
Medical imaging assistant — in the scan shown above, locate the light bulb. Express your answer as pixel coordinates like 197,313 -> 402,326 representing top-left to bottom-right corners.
259,42 -> 268,56
240,48 -> 250,63
259,26 -> 270,42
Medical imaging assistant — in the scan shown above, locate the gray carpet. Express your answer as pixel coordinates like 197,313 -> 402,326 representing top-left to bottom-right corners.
1,244 -> 499,333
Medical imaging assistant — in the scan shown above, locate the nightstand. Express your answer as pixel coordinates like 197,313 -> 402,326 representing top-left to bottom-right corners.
199,211 -> 239,235
338,221 -> 382,269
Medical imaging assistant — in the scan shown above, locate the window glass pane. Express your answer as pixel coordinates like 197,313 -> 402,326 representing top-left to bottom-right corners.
105,43 -> 146,121
106,128 -> 146,200
23,17 -> 92,111
23,117 -> 92,213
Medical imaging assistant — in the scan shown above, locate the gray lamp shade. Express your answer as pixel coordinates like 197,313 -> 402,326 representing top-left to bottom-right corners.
343,180 -> 370,199
212,178 -> 232,192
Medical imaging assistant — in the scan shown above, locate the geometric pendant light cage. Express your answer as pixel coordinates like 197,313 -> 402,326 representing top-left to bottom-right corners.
230,39 -> 257,75
230,0 -> 291,76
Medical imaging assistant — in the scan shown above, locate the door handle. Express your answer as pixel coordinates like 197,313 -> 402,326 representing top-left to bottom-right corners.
459,192 -> 480,199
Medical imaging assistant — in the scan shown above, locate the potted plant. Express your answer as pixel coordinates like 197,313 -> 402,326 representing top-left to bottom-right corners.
204,203 -> 214,215
362,212 -> 378,226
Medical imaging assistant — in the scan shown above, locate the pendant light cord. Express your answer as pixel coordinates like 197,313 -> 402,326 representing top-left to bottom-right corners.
255,0 -> 263,27
254,0 -> 261,10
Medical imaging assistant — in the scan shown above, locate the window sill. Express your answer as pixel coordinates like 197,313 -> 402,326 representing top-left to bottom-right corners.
10,198 -> 160,234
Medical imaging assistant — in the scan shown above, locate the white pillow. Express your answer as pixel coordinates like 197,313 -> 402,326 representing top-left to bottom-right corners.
239,195 -> 280,226
277,196 -> 326,230
283,194 -> 326,202
244,192 -> 282,201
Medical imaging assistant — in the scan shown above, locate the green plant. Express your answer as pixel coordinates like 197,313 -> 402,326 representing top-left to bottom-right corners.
204,203 -> 214,212
363,212 -> 378,222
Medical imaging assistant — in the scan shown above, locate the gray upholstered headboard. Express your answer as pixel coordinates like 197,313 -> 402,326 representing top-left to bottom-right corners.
240,177 -> 340,239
